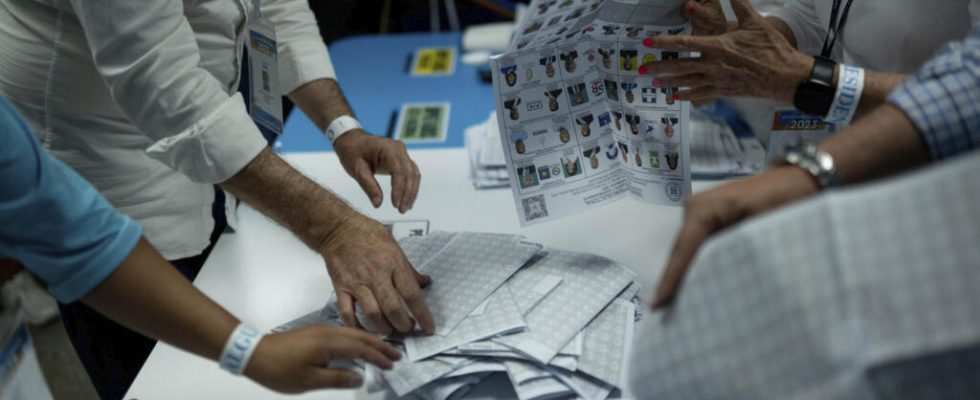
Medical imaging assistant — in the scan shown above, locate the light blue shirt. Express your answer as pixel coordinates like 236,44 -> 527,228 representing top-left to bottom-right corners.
890,20 -> 980,160
0,96 -> 142,303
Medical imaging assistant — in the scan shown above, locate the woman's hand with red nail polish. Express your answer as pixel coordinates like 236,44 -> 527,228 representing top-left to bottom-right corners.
641,0 -> 812,105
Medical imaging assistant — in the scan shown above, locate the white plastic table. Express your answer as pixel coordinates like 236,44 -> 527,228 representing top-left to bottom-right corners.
125,149 -> 722,399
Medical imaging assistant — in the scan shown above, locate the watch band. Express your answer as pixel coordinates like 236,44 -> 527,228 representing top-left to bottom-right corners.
775,142 -> 840,189
793,56 -> 837,117
325,115 -> 362,143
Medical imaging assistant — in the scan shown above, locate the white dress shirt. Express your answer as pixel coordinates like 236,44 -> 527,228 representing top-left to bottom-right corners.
0,0 -> 335,259
771,0 -> 978,74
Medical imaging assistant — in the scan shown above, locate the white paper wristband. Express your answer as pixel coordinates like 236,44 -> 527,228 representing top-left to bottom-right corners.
219,323 -> 263,376
326,115 -> 362,143
824,64 -> 865,128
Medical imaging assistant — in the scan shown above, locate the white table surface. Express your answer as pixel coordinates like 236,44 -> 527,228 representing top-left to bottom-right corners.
125,149 -> 723,400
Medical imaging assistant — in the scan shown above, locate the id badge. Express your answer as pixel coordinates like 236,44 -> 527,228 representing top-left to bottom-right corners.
765,108 -> 836,164
247,17 -> 283,135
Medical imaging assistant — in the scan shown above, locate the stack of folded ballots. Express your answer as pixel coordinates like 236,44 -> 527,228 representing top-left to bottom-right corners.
275,231 -> 643,400
464,112 -> 511,189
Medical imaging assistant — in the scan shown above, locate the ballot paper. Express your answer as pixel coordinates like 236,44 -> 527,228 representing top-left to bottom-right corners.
551,365 -> 615,400
507,271 -> 563,315
629,151 -> 980,398
417,233 -> 541,335
689,110 -> 764,178
549,354 -> 579,372
505,363 -> 574,400
578,298 -> 635,388
381,354 -> 470,397
404,285 -> 526,361
276,231 -> 644,400
492,0 -> 692,225
558,329 -> 585,357
414,373 -> 487,400
399,231 -> 458,267
504,359 -> 553,385
495,249 -> 635,362
465,113 -> 511,189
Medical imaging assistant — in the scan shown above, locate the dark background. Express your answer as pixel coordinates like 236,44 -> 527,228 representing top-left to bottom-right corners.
308,0 -> 522,42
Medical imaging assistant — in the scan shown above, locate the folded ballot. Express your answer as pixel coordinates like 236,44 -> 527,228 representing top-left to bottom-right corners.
275,231 -> 643,399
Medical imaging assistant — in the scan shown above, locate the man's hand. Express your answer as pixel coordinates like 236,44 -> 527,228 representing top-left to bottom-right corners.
333,130 -> 420,214
245,325 -> 401,393
641,0 -> 812,105
652,166 -> 820,309
319,214 -> 434,336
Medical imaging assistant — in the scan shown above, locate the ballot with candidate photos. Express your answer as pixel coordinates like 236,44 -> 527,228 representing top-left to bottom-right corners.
492,0 -> 693,226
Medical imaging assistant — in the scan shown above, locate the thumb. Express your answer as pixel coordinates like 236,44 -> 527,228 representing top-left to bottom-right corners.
352,159 -> 383,208
309,368 -> 365,389
729,0 -> 758,24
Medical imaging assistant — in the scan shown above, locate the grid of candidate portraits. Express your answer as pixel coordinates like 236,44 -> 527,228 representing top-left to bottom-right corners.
495,0 -> 689,196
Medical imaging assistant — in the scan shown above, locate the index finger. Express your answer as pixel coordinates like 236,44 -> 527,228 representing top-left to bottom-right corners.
646,35 -> 723,53
652,218 -> 712,309
394,261 -> 435,334
404,160 -> 421,211
396,159 -> 418,214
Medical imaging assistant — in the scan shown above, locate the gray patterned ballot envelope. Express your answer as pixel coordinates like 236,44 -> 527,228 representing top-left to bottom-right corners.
629,151 -> 980,399
495,249 -> 635,362
276,229 -> 645,400
579,298 -> 635,388
418,232 -> 542,335
404,285 -> 526,362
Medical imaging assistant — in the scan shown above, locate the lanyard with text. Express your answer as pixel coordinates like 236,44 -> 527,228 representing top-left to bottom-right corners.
820,0 -> 855,58
246,0 -> 284,135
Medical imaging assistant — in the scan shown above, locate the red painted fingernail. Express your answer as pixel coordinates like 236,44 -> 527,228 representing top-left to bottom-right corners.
638,65 -> 648,74
672,93 -> 681,100
652,79 -> 662,87
643,37 -> 654,47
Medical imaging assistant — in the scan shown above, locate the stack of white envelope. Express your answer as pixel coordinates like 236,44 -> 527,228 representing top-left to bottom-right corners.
276,231 -> 643,400
464,113 -> 511,189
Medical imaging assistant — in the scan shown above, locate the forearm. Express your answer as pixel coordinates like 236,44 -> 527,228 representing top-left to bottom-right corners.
219,147 -> 357,251
818,103 -> 932,184
851,70 -> 907,120
81,238 -> 238,361
287,78 -> 354,132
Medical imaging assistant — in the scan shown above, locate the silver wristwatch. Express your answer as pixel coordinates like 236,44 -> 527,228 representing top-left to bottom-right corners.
776,142 -> 840,188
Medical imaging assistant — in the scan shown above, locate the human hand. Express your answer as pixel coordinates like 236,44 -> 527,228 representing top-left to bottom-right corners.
333,130 -> 421,214
641,0 -> 813,105
320,214 -> 434,335
683,0 -> 730,36
652,165 -> 820,309
245,324 -> 401,393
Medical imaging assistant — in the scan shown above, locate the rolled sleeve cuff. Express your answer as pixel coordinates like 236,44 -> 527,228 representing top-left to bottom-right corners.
145,93 -> 268,184
279,41 -> 336,95
48,219 -> 143,304
889,79 -> 978,161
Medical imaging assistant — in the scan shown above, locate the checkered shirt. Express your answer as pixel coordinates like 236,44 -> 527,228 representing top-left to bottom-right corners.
889,21 -> 980,161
